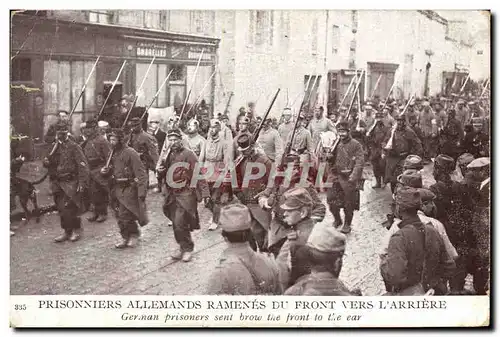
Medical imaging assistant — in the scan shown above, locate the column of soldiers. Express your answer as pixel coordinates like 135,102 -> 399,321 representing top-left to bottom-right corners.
29,80 -> 489,296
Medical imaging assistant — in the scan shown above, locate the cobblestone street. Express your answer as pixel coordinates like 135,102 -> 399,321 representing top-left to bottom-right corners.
11,164 -> 437,296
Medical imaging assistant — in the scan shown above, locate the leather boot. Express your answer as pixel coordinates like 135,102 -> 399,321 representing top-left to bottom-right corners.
340,212 -> 353,234
54,231 -> 70,243
115,238 -> 129,249
70,228 -> 82,242
331,209 -> 343,228
127,236 -> 139,248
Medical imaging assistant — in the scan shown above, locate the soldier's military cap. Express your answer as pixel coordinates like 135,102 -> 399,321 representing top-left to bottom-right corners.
220,114 -> 229,121
85,119 -> 98,129
395,186 -> 422,210
281,187 -> 313,210
283,107 -> 292,114
434,154 -> 456,173
167,128 -> 182,139
210,118 -> 221,128
339,106 -> 348,111
375,111 -> 385,118
472,117 -> 484,126
457,153 -> 474,166
364,104 -> 373,109
468,101 -> 476,106
404,155 -> 424,170
236,133 -> 252,151
108,128 -> 125,139
219,204 -> 252,232
306,223 -> 346,253
397,170 -> 423,188
418,188 -> 436,202
336,121 -> 349,131
467,157 -> 490,169
297,112 -> 307,120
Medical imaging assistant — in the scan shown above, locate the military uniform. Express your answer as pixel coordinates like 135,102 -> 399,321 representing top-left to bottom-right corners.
105,130 -> 149,248
43,123 -> 90,242
257,123 -> 284,163
278,120 -> 294,144
417,104 -> 435,160
326,122 -> 365,234
158,129 -> 209,261
366,114 -> 390,187
186,132 -> 206,158
126,117 -> 159,173
206,204 -> 281,295
383,120 -> 423,192
234,134 -> 273,252
439,112 -> 463,159
308,116 -> 335,150
81,120 -> 111,221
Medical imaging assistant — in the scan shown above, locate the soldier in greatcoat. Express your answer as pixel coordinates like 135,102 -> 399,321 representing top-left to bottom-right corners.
278,108 -> 294,144
185,119 -> 206,159
439,109 -> 464,159
205,204 -> 282,295
101,129 -> 149,248
43,122 -> 90,243
157,129 -> 210,262
308,106 -> 335,150
126,115 -> 159,183
417,100 -> 435,162
287,113 -> 313,163
233,134 -> 273,252
326,121 -> 365,234
257,118 -> 284,163
257,154 -> 326,256
80,119 -> 111,222
366,111 -> 390,188
383,113 -> 423,194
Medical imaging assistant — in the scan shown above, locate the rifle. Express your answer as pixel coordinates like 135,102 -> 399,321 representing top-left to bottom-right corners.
184,67 -> 218,118
223,92 -> 234,115
233,88 -> 281,168
96,60 -> 127,121
45,56 -> 100,163
179,49 -> 205,123
328,69 -> 365,156
102,69 -> 173,173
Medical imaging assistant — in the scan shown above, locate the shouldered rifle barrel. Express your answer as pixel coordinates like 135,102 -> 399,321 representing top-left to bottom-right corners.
96,60 -> 127,120
179,49 -> 205,122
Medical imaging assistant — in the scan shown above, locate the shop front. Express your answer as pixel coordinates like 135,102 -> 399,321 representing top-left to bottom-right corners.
10,13 -> 219,157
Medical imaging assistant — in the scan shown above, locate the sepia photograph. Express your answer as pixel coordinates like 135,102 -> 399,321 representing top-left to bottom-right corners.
9,7 -> 491,327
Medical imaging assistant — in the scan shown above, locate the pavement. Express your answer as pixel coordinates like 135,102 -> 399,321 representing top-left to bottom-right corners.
11,162 -> 458,296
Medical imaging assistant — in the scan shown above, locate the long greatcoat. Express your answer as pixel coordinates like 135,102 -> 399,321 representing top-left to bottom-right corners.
383,127 -> 423,184
81,134 -> 111,190
109,146 -> 149,225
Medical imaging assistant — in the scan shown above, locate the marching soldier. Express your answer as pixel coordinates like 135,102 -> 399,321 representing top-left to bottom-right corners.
206,204 -> 282,295
308,106 -> 335,149
257,154 -> 326,256
439,109 -> 464,159
101,129 -> 148,248
233,115 -> 252,159
218,114 -> 234,146
285,223 -> 361,296
148,118 -> 166,193
462,117 -> 489,158
234,134 -> 273,252
43,122 -> 90,243
44,110 -> 73,144
350,110 -> 367,149
383,113 -> 423,194
80,119 -> 111,222
455,99 -> 470,129
366,110 -> 390,188
287,113 -> 313,163
417,100 -> 435,162
185,119 -> 206,159
257,118 -> 284,163
157,129 -> 210,262
326,121 -> 365,234
97,120 -> 110,138
126,115 -> 159,183
199,119 -> 233,231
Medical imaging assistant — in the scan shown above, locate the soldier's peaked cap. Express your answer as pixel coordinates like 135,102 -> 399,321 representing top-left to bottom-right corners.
98,120 -> 109,127
167,128 -> 182,139
336,121 -> 349,131
219,204 -> 252,232
457,153 -> 474,166
395,186 -> 422,210
236,134 -> 252,151
403,155 -> 424,170
397,170 -> 423,188
55,121 -> 69,132
281,187 -> 313,210
467,157 -> 490,169
307,223 -> 346,254
108,128 -> 124,139
434,154 -> 455,172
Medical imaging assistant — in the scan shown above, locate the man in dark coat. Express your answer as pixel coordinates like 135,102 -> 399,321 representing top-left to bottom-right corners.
383,113 -> 423,193
157,129 -> 210,262
462,117 -> 489,158
233,133 -> 273,252
101,128 -> 149,248
285,223 -> 361,296
149,118 -> 166,193
43,122 -> 90,243
439,109 -> 463,159
126,115 -> 159,178
380,186 -> 456,295
326,121 -> 365,234
366,111 -> 390,188
80,119 -> 111,222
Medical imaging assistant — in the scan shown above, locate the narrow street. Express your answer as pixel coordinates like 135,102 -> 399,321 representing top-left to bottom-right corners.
11,164 -> 436,296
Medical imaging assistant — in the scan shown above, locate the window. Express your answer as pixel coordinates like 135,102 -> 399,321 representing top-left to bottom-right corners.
11,58 -> 31,82
43,60 -> 97,114
144,10 -> 161,29
311,18 -> 318,54
331,25 -> 340,54
170,65 -> 186,82
116,10 -> 144,27
88,10 -> 114,24
249,10 -> 274,46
